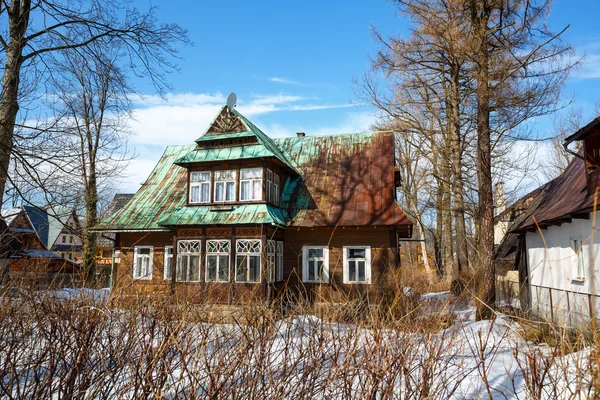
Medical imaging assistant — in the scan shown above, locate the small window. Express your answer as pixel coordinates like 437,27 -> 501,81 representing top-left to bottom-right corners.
302,246 -> 329,283
343,246 -> 371,284
236,239 -> 261,283
190,171 -> 211,203
206,240 -> 230,282
177,240 -> 201,282
571,239 -> 585,279
214,170 -> 237,202
69,236 -> 73,244
102,249 -> 113,258
62,235 -> 66,244
240,168 -> 262,201
133,246 -> 153,280
164,245 -> 174,280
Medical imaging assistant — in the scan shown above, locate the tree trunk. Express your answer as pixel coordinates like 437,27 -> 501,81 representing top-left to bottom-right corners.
432,148 -> 444,276
0,1 -> 30,207
473,11 -> 496,320
449,63 -> 470,276
82,173 -> 98,286
441,164 -> 456,282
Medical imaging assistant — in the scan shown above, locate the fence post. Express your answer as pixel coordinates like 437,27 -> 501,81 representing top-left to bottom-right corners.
588,293 -> 595,322
566,291 -> 572,328
549,287 -> 554,324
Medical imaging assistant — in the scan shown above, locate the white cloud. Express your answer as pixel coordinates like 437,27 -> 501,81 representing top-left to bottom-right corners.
269,77 -> 302,85
577,53 -> 600,79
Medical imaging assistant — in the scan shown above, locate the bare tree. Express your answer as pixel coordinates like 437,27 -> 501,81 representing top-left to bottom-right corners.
38,44 -> 135,282
466,0 -> 576,318
0,0 -> 189,209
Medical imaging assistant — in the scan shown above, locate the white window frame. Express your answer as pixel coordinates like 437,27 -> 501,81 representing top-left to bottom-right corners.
205,240 -> 230,282
570,239 -> 586,279
214,169 -> 237,203
235,239 -> 262,283
343,246 -> 372,284
189,171 -> 211,204
302,246 -> 329,283
133,246 -> 153,280
276,241 -> 284,282
266,169 -> 273,203
177,240 -> 201,282
267,240 -> 276,283
240,167 -> 263,202
163,245 -> 174,280
274,173 -> 280,206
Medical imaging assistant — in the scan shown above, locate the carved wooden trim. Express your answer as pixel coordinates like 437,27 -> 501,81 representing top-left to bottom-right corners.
177,228 -> 203,237
236,227 -> 261,237
206,227 -> 232,237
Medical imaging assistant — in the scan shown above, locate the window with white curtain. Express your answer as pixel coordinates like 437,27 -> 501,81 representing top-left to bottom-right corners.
276,241 -> 284,281
214,170 -> 237,202
267,240 -> 276,283
302,246 -> 329,283
190,171 -> 211,203
133,246 -> 153,280
177,240 -> 201,282
240,168 -> 262,201
236,239 -> 261,282
163,245 -> 174,280
206,240 -> 230,282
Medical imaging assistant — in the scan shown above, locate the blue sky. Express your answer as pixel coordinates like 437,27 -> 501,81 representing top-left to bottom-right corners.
121,0 -> 600,193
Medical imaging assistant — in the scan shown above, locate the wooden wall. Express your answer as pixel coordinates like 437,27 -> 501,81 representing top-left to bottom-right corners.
115,226 -> 399,304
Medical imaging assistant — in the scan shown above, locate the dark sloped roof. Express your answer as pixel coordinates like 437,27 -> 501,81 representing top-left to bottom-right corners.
511,152 -> 592,232
23,206 -> 74,249
275,132 -> 411,227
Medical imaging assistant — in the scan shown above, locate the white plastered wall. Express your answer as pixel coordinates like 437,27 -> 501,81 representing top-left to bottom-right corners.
525,212 -> 600,324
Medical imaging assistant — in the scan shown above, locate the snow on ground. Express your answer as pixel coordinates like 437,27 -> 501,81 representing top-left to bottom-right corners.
35,287 -> 110,303
0,290 -> 594,399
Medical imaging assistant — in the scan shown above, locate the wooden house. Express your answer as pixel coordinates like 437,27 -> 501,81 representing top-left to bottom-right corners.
94,105 -> 413,304
0,207 -> 80,288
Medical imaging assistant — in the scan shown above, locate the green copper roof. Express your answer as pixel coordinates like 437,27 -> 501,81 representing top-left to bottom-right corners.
175,144 -> 281,164
177,105 -> 298,171
94,144 -> 194,231
194,131 -> 256,142
158,204 -> 286,227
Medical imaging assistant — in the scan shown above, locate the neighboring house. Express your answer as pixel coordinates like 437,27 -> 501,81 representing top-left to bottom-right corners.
0,207 -> 80,288
503,116 -> 600,324
24,206 -> 83,263
94,104 -> 413,304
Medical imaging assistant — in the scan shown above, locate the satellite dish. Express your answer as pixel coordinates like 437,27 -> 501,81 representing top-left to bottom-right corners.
226,92 -> 237,108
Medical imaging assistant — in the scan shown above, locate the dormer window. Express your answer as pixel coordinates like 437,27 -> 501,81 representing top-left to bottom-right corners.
215,170 -> 237,202
190,171 -> 211,203
240,168 -> 262,201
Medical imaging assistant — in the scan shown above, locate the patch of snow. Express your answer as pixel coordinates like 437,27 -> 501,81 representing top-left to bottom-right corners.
37,288 -> 110,304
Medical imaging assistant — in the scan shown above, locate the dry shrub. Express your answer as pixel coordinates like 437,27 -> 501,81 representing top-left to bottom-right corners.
0,280 -> 597,399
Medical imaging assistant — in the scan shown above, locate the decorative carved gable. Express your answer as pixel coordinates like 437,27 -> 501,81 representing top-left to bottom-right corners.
205,107 -> 247,135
